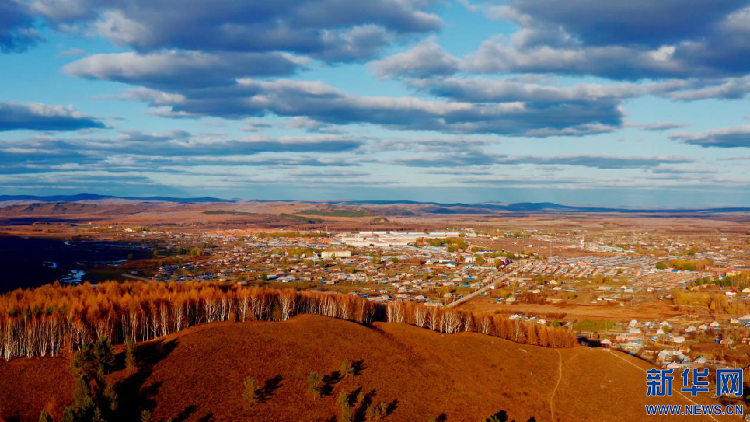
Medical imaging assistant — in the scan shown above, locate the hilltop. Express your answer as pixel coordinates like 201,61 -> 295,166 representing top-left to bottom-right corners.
0,314 -> 731,422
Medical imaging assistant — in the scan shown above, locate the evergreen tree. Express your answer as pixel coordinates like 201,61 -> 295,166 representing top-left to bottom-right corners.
72,375 -> 95,415
337,389 -> 352,422
93,337 -> 115,376
339,360 -> 354,379
141,410 -> 152,422
38,410 -> 52,422
92,408 -> 105,422
61,407 -> 76,422
125,338 -> 137,370
104,383 -> 118,412
366,402 -> 388,422
242,376 -> 258,408
307,372 -> 323,399
69,339 -> 119,421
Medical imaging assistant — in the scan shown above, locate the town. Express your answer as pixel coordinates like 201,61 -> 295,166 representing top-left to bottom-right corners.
29,218 -> 749,375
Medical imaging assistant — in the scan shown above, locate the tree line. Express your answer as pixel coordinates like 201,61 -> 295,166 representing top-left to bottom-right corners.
385,302 -> 575,348
671,289 -> 749,315
0,281 -> 575,360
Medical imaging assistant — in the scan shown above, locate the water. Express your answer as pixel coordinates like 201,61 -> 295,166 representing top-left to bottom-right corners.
0,235 -> 152,293
61,270 -> 86,284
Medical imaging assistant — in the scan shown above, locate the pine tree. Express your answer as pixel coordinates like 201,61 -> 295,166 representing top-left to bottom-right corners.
92,407 -> 105,422
61,407 -> 76,422
338,389 -> 352,422
242,376 -> 258,408
125,338 -> 136,370
339,360 -> 354,379
93,337 -> 115,376
307,372 -> 323,399
366,401 -> 388,422
38,409 -> 52,422
141,410 -> 152,422
104,382 -> 119,412
69,339 -> 119,421
72,374 -> 94,414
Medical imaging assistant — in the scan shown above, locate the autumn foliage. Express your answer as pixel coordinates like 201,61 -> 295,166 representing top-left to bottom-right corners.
0,281 -> 574,360
387,302 -> 576,348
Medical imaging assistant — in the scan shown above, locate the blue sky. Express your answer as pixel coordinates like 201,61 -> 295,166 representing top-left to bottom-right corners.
2,0 -> 750,207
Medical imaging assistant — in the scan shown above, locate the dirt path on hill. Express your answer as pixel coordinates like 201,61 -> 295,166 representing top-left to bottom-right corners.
550,350 -> 563,421
608,351 -> 720,422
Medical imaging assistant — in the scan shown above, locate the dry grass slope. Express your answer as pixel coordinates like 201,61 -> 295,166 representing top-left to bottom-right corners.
0,315 -> 734,422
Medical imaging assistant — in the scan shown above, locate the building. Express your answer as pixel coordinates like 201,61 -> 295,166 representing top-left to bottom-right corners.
321,250 -> 352,259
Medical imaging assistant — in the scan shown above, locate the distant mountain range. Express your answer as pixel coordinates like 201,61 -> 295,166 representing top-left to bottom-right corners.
336,200 -> 750,214
2,193 -> 750,214
0,193 -> 232,204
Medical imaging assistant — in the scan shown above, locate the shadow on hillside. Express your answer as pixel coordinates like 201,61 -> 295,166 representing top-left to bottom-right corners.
173,405 -> 197,422
329,388 -> 397,422
198,412 -> 215,422
386,399 -> 398,415
321,360 -> 366,396
257,374 -> 283,402
115,339 -> 178,419
576,334 -> 602,347
351,388 -> 377,421
477,409 -> 537,422
352,359 -> 366,375
321,371 -> 340,396
485,410 -> 508,422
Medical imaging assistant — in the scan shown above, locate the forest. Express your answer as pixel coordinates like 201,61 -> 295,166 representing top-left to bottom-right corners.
0,281 -> 576,360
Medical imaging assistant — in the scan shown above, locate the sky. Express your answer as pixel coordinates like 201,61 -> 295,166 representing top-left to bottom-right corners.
2,1 -> 750,207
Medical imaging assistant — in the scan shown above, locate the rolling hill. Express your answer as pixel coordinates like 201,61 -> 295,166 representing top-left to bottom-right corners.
0,315 -> 734,422
3,193 -> 750,215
